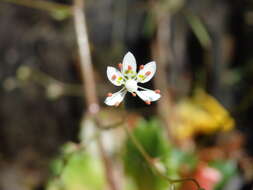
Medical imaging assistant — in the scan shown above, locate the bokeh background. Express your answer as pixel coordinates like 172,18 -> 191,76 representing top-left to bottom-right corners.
0,0 -> 253,190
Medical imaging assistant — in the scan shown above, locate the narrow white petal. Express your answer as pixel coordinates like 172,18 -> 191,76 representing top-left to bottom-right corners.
104,89 -> 127,106
122,52 -> 137,76
107,66 -> 124,86
137,61 -> 156,83
136,89 -> 161,102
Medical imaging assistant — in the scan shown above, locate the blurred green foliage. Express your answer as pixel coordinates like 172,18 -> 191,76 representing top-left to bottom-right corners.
45,119 -> 237,190
185,11 -> 211,49
51,9 -> 71,21
47,143 -> 106,190
123,119 -> 170,190
123,118 -> 197,190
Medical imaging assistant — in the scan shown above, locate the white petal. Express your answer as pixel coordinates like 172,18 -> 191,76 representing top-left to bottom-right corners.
136,89 -> 161,102
122,52 -> 137,76
104,89 -> 127,106
137,61 -> 156,83
107,66 -> 124,86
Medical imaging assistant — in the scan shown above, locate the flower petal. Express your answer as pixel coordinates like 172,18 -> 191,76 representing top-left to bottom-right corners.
136,89 -> 161,102
122,52 -> 137,77
107,66 -> 124,86
137,61 -> 156,83
104,89 -> 127,106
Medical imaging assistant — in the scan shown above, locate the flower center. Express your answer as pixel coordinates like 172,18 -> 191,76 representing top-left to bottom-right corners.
125,80 -> 138,92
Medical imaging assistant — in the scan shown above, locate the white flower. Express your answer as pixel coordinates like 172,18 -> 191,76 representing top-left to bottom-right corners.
105,52 -> 161,106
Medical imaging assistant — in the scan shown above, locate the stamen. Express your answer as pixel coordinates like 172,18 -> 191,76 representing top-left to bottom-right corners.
115,102 -> 120,107
107,92 -> 113,97
139,65 -> 144,70
111,74 -> 117,80
128,65 -> 132,70
145,100 -> 151,105
145,71 -> 151,76
155,89 -> 161,94
118,63 -> 122,69
131,92 -> 136,97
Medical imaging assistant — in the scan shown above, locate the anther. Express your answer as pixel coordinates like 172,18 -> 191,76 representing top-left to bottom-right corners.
111,74 -> 117,80
118,63 -> 122,69
145,100 -> 151,105
155,89 -> 160,94
139,65 -> 144,70
128,65 -> 132,70
107,93 -> 112,97
145,71 -> 151,76
132,92 -> 136,97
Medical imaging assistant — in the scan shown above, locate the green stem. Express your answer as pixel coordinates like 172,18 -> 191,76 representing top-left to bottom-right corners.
183,9 -> 211,49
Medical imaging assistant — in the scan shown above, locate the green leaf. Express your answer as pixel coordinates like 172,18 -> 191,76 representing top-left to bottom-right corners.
123,118 -> 173,190
47,150 -> 106,190
185,11 -> 211,49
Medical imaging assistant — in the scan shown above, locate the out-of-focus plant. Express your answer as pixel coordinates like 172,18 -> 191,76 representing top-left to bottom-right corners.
209,160 -> 237,190
183,11 -> 211,49
47,143 -> 106,190
185,163 -> 222,190
16,66 -> 83,100
123,118 -> 198,190
178,157 -> 238,190
171,89 -> 235,140
143,0 -> 211,49
1,0 -> 71,20
123,119 -> 171,190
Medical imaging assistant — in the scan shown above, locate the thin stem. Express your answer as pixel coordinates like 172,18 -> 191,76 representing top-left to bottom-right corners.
96,133 -> 119,190
123,123 -> 202,189
93,115 -> 125,131
73,0 -> 99,114
72,1 -> 119,190
95,120 -> 124,130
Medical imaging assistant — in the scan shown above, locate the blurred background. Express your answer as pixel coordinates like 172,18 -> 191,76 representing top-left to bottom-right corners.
0,0 -> 253,190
